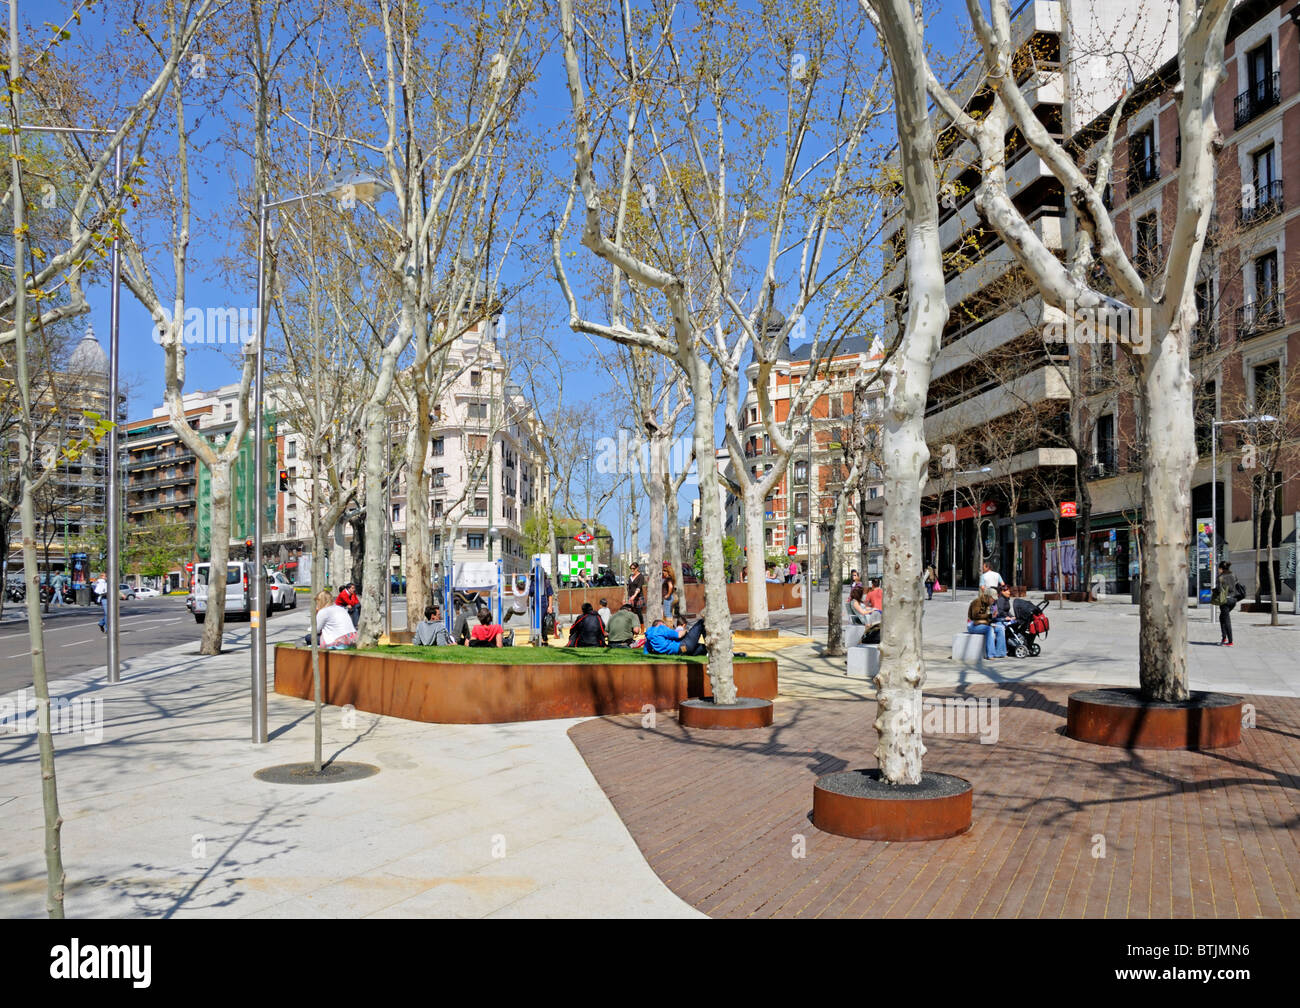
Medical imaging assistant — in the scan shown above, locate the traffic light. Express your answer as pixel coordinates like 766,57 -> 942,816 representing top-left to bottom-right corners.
394,538 -> 402,558
278,469 -> 289,492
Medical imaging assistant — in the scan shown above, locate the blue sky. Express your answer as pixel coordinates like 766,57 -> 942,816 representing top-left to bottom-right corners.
51,0 -> 974,543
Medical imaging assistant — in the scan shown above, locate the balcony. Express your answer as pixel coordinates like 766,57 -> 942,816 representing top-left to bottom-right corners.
1239,180 -> 1284,228
1235,294 -> 1285,340
1234,71 -> 1281,129
1126,152 -> 1160,195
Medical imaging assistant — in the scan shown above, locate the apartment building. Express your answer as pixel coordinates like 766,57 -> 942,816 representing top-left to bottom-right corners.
881,0 -> 1178,591
389,320 -> 549,583
1080,0 -> 1300,602
3,324 -> 124,577
127,384 -> 283,587
724,334 -> 887,581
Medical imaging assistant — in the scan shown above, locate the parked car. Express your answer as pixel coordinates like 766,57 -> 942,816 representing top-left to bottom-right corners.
119,583 -> 136,600
269,573 -> 297,610
134,586 -> 161,598
192,561 -> 274,623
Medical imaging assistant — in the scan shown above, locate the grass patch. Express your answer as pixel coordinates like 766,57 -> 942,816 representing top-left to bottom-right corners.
279,642 -> 765,665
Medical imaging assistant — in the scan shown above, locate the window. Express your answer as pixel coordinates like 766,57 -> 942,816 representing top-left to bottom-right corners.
1242,252 -> 1284,335
793,460 -> 808,485
224,403 -> 233,421
286,441 -> 296,460
433,500 -> 443,518
795,492 -> 808,517
1193,279 -> 1216,352
868,486 -> 878,499
1195,381 -> 1217,457
288,466 -> 296,479
468,434 -> 488,453
1128,128 -> 1158,192
1243,145 -> 1282,226
288,518 -> 297,535
1135,213 -> 1159,276
392,504 -> 401,522
432,437 -> 445,457
431,467 -> 445,489
1237,43 -> 1279,126
468,401 -> 488,420
470,370 -> 483,387
1095,413 -> 1116,471
1253,361 -> 1282,418
467,533 -> 485,550
474,497 -> 488,517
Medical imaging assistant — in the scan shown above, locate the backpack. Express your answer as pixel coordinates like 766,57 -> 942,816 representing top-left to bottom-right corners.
1233,581 -> 1247,602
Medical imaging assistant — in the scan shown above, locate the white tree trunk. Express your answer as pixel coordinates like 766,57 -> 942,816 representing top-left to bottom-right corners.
689,358 -> 737,704
200,461 -> 234,655
645,432 -> 665,623
1137,334 -> 1194,701
743,490 -> 770,629
404,405 -> 432,630
867,0 -> 949,784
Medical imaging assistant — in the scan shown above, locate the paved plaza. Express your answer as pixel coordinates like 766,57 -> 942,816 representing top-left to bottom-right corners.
1,595 -> 1297,917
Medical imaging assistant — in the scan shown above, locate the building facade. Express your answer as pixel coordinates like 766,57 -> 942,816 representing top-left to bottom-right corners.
724,335 -> 887,582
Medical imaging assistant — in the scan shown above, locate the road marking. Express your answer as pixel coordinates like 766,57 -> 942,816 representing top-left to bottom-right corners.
60,639 -> 96,647
2,653 -> 28,659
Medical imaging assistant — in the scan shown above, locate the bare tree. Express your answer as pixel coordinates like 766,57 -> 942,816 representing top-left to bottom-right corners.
916,0 -> 1232,701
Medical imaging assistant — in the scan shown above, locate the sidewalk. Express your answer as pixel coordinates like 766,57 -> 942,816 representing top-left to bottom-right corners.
0,610 -> 699,918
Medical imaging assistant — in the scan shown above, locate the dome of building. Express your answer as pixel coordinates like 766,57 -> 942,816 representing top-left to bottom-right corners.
68,323 -> 109,377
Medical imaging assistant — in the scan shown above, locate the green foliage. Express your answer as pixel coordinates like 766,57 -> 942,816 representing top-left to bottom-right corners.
693,536 -> 743,581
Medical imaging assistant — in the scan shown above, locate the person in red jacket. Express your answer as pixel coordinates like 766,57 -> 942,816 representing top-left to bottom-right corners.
335,582 -> 361,627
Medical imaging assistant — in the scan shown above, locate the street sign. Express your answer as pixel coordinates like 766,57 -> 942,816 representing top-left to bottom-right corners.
1059,502 -> 1078,518
787,545 -> 798,556
573,531 -> 594,545
185,563 -> 193,572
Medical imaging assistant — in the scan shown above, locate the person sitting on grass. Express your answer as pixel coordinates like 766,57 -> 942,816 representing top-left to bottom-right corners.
467,607 -> 504,648
414,604 -> 451,646
567,601 -> 607,647
304,590 -> 357,649
605,604 -> 639,647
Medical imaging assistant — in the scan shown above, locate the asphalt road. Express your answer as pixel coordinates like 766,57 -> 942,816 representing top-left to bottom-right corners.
0,595 -> 300,695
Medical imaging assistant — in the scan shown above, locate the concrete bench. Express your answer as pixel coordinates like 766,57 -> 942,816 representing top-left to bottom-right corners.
951,633 -> 986,666
847,643 -> 880,679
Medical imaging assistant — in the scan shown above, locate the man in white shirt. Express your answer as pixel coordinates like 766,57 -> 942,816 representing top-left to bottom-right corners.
979,562 -> 1005,592
94,575 -> 109,632
597,598 -> 612,627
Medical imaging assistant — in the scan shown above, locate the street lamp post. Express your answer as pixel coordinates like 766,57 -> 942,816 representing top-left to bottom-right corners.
20,124 -> 124,682
950,466 -> 992,601
249,172 -> 389,744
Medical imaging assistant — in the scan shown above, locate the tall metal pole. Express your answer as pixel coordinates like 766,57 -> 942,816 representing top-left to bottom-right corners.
250,198 -> 268,744
951,468 -> 958,601
806,422 -> 813,638
385,418 -> 392,638
105,146 -> 123,683
1211,421 -> 1218,600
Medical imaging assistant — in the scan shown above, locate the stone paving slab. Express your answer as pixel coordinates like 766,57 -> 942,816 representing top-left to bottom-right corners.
0,611 -> 700,919
568,685 -> 1300,918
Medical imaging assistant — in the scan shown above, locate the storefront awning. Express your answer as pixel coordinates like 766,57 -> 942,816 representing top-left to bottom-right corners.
922,500 -> 998,528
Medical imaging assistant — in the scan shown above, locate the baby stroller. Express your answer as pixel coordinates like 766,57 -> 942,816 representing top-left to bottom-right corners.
1004,597 -> 1051,658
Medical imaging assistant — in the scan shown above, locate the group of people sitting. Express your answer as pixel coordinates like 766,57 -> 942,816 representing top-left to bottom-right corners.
965,583 -> 1016,659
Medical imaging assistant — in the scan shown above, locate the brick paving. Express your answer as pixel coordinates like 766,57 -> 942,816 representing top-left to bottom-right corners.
567,685 -> 1300,918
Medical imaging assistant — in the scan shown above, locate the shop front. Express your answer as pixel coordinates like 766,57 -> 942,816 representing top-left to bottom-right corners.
923,499 -> 998,591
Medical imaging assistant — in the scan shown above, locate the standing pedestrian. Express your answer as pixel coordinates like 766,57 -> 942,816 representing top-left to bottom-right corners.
625,562 -> 646,624
1211,561 -> 1243,646
924,564 -> 937,601
979,561 -> 1005,593
94,573 -> 109,632
788,558 -> 798,583
534,571 -> 555,644
661,564 -> 677,618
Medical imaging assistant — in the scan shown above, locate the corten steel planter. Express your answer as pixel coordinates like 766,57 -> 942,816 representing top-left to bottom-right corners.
812,769 -> 973,841
274,646 -> 778,725
677,697 -> 774,730
1065,687 -> 1243,750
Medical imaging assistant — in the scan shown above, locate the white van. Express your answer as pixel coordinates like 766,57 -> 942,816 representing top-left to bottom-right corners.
192,562 -> 274,623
